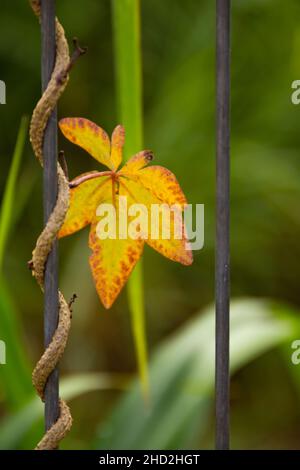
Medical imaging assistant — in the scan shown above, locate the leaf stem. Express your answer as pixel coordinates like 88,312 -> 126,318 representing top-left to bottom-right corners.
69,171 -> 112,188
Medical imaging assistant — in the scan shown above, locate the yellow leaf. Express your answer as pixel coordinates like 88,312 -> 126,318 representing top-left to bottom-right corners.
59,118 -> 113,169
111,125 -> 125,170
89,188 -> 144,308
58,173 -> 110,238
119,177 -> 193,265
146,215 -> 193,266
122,165 -> 187,208
59,118 -> 193,309
119,149 -> 154,174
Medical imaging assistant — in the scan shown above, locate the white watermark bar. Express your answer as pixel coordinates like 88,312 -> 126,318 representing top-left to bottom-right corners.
94,197 -> 204,251
0,80 -> 6,104
291,339 -> 300,365
0,340 -> 6,364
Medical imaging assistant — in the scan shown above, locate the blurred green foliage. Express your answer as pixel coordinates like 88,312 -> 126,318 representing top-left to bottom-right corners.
1,0 -> 300,449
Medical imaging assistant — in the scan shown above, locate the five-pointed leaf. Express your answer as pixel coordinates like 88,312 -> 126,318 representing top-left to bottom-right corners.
58,118 -> 193,309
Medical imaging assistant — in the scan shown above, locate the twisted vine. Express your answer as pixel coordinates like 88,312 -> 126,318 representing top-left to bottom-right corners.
29,0 -> 85,450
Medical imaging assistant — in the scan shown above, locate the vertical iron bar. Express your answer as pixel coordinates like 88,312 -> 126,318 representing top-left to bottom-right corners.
41,0 -> 59,432
216,0 -> 231,450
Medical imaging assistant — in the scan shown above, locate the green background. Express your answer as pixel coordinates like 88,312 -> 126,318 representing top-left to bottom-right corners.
1,0 -> 300,449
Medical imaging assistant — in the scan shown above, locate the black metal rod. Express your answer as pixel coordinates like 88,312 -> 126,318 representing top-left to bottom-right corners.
41,0 -> 60,432
215,0 -> 231,450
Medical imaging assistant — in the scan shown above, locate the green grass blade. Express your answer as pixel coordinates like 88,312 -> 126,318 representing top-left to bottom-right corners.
0,116 -> 33,409
127,265 -> 149,396
0,116 -> 29,269
112,0 -> 149,398
112,0 -> 143,157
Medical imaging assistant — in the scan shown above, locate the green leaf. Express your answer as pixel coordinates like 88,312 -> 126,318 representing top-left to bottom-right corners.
0,372 -> 130,450
112,0 -> 149,398
93,298 -> 300,449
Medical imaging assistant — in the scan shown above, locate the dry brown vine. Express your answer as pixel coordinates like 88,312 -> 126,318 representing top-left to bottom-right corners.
29,0 -> 85,450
